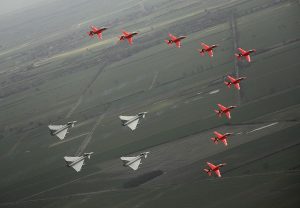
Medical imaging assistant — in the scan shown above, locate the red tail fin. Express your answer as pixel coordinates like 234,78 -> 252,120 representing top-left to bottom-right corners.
235,54 -> 241,60
214,110 -> 221,117
211,138 -> 218,144
204,169 -> 212,176
224,81 -> 231,88
88,32 -> 93,38
197,49 -> 205,56
165,40 -> 172,46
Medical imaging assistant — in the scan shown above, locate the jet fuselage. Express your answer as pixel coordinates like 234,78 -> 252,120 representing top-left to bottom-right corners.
122,113 -> 146,126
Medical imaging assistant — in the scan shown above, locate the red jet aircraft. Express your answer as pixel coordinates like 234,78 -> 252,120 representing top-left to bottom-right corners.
165,33 -> 187,48
88,26 -> 108,40
197,42 -> 218,57
118,30 -> 138,45
235,48 -> 256,62
211,131 -> 233,146
224,75 -> 246,90
214,103 -> 237,119
204,162 -> 226,177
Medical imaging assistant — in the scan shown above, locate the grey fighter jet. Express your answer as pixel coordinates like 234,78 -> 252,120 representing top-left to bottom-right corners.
121,152 -> 150,171
48,121 -> 76,140
119,112 -> 147,131
64,152 -> 93,172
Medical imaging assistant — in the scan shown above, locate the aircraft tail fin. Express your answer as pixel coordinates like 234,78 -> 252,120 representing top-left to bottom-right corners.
165,40 -> 172,46
211,138 -> 218,144
204,169 -> 212,176
235,53 -> 241,60
88,32 -> 94,38
116,36 -> 124,44
214,110 -> 221,117
224,81 -> 231,88
197,49 -> 205,56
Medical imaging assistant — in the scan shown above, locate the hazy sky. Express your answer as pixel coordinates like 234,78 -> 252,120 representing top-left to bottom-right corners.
0,0 -> 55,15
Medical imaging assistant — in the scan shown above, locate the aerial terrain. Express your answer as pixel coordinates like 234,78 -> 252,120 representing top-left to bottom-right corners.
0,0 -> 299,207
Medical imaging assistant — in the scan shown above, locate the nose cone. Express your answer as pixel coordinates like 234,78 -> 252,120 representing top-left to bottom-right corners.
85,152 -> 93,159
144,152 -> 150,158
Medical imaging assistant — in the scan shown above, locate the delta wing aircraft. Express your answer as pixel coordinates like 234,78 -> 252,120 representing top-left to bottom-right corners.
48,121 -> 76,140
118,30 -> 138,45
235,47 -> 256,63
204,162 -> 226,177
121,152 -> 150,170
165,33 -> 187,48
64,152 -> 93,172
119,112 -> 147,131
211,131 -> 233,146
197,42 -> 218,57
214,104 -> 237,120
88,25 -> 108,40
224,75 -> 246,90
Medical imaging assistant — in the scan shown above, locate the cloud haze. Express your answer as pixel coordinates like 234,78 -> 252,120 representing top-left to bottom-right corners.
0,0 -> 55,15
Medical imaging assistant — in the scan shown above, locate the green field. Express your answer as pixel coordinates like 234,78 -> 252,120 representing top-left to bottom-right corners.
0,0 -> 299,207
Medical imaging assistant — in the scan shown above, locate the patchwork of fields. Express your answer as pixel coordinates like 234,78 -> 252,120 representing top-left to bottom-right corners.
0,0 -> 299,207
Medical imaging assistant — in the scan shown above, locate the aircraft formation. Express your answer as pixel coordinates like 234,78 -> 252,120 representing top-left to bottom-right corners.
47,24 -> 257,176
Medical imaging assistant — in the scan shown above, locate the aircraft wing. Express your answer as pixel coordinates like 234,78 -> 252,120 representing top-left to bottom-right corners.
168,33 -> 177,41
127,37 -> 133,45
122,30 -> 130,36
120,156 -> 136,162
97,32 -> 102,40
72,160 -> 84,172
245,55 -> 251,63
91,26 -> 98,32
238,47 -> 247,54
64,156 -> 80,163
207,162 -> 216,170
218,104 -> 227,111
234,83 -> 241,90
221,139 -> 228,146
119,116 -> 135,121
48,125 -> 64,131
175,41 -> 181,48
225,112 -> 231,119
201,42 -> 210,49
227,75 -> 236,83
207,50 -> 213,57
128,159 -> 141,170
214,169 -> 222,177
214,131 -> 223,139
55,128 -> 68,140
127,119 -> 139,131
